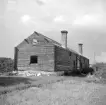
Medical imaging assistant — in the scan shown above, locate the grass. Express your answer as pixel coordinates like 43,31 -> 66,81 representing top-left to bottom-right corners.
0,76 -> 65,95
0,70 -> 87,95
4,76 -> 106,105
1,73 -> 106,105
0,69 -> 106,96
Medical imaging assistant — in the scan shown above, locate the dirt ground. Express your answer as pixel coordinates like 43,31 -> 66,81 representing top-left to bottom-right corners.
1,76 -> 106,105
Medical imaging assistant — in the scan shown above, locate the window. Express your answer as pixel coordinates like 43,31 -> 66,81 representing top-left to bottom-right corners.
80,62 -> 82,68
73,61 -> 76,68
30,56 -> 38,64
69,52 -> 72,56
32,39 -> 38,45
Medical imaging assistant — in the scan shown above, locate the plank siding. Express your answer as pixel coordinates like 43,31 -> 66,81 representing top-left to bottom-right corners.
17,43 -> 55,71
14,31 -> 89,72
55,46 -> 77,71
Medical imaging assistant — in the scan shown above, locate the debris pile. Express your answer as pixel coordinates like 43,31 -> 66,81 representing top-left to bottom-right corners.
17,70 -> 64,77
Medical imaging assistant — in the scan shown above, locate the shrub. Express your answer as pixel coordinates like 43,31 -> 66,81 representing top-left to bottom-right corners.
91,62 -> 106,78
0,57 -> 14,73
81,67 -> 94,75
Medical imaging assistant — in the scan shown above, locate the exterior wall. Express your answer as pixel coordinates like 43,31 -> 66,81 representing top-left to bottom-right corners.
16,43 -> 55,72
54,46 -> 77,71
14,31 -> 89,72
80,56 -> 89,69
85,58 -> 89,68
76,55 -> 80,69
80,56 -> 85,69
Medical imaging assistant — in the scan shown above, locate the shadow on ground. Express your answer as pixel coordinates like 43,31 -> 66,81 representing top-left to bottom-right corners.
63,68 -> 94,77
63,71 -> 87,77
0,77 -> 33,87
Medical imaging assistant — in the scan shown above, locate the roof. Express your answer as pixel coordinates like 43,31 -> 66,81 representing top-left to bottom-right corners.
34,31 -> 61,47
16,31 -> 87,58
67,47 -> 79,55
35,31 -> 79,54
16,31 -> 61,48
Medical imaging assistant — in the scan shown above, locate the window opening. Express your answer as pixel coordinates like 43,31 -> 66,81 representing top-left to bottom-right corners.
69,52 -> 72,56
30,56 -> 38,64
32,39 -> 38,45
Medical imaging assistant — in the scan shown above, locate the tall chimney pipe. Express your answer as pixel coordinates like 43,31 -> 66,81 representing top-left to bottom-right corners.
61,30 -> 68,49
78,43 -> 83,55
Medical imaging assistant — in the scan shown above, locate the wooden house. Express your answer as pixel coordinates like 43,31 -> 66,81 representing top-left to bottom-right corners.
14,31 -> 89,72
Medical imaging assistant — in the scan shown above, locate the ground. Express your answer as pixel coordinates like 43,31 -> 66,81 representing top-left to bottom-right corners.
0,75 -> 106,105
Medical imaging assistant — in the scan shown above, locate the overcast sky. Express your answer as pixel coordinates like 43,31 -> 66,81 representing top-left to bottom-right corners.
0,0 -> 106,64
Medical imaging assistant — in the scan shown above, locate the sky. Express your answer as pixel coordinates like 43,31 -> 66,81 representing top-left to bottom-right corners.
0,0 -> 106,64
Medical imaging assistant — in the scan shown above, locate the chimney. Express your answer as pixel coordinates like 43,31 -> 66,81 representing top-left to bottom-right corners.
61,30 -> 68,49
78,43 -> 83,55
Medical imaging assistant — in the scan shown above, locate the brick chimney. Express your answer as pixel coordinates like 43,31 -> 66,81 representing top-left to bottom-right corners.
78,43 -> 83,55
61,30 -> 68,49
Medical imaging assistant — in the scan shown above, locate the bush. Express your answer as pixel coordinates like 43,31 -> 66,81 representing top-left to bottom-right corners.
0,57 -> 14,73
91,62 -> 106,78
81,67 -> 94,75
